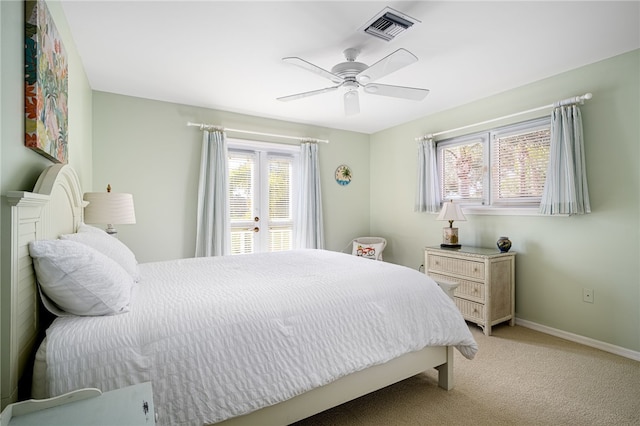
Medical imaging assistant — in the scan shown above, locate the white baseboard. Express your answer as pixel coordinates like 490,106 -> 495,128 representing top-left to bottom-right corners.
515,318 -> 640,362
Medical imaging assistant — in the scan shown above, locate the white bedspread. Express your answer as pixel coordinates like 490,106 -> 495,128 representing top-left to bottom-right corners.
43,249 -> 477,425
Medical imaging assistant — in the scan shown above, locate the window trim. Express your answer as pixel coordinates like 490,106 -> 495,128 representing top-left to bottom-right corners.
227,138 -> 300,155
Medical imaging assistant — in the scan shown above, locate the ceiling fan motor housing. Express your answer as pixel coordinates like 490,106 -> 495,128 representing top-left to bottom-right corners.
331,61 -> 368,79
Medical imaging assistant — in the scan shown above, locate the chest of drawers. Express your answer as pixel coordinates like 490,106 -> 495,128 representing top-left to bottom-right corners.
425,246 -> 516,336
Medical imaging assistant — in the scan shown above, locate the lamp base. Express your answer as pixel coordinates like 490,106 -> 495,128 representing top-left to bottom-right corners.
440,243 -> 461,249
105,224 -> 118,237
442,226 -> 461,247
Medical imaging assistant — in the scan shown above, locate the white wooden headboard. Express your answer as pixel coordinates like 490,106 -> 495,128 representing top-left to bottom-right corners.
1,165 -> 84,409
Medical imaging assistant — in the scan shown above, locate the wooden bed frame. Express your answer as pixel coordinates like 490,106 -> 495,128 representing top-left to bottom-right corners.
2,164 -> 84,410
1,164 -> 454,424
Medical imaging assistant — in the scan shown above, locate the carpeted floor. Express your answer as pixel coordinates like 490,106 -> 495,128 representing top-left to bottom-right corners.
294,324 -> 640,426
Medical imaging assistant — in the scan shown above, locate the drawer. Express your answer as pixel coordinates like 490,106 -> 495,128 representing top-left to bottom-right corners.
455,279 -> 485,301
429,273 -> 485,301
455,298 -> 485,323
428,255 -> 485,280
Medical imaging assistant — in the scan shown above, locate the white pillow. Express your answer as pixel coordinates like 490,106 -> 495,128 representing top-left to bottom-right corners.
352,241 -> 384,260
29,240 -> 133,316
77,222 -> 106,234
60,231 -> 140,282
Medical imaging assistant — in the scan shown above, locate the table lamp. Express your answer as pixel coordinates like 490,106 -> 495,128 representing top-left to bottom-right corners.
83,184 -> 136,236
436,199 -> 466,248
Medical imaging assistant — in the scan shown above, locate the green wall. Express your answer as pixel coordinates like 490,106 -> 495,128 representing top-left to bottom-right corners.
91,92 -> 371,262
370,50 -> 640,353
0,0 -> 93,405
0,1 -> 92,195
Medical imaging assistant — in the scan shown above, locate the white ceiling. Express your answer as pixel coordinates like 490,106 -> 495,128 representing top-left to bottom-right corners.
59,1 -> 640,134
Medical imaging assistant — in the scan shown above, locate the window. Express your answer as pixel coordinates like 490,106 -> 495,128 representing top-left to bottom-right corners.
490,120 -> 550,206
437,117 -> 550,209
228,139 -> 298,254
439,134 -> 487,203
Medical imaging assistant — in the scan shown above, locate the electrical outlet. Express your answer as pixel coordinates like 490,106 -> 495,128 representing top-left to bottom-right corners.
583,288 -> 594,303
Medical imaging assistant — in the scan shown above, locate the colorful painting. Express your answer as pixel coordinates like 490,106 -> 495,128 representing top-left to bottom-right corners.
24,0 -> 68,163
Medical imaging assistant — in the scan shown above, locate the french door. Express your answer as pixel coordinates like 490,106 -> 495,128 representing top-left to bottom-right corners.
228,142 -> 298,254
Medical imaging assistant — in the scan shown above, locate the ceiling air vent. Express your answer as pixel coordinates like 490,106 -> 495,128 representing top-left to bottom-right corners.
361,7 -> 420,42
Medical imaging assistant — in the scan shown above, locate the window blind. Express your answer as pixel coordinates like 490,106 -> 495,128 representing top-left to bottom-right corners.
268,156 -> 293,252
440,139 -> 484,201
491,127 -> 550,205
229,152 -> 255,254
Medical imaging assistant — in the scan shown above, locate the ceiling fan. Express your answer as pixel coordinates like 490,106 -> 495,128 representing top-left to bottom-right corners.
277,48 -> 429,116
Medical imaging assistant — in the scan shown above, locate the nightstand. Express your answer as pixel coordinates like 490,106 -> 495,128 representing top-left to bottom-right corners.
425,246 -> 516,336
1,382 -> 155,425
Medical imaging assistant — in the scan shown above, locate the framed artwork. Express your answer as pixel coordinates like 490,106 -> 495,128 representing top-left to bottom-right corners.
24,0 -> 69,163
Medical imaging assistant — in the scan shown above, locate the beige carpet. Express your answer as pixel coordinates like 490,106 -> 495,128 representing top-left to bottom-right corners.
294,324 -> 640,426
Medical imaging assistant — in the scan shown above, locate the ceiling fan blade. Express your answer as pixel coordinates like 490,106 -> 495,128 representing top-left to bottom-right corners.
363,83 -> 429,101
277,85 -> 340,102
282,57 -> 344,84
356,48 -> 418,83
344,90 -> 360,116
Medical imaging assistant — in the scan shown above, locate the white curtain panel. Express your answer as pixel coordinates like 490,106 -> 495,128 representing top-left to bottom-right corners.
539,104 -> 591,215
415,138 -> 441,213
295,142 -> 325,249
195,130 -> 231,256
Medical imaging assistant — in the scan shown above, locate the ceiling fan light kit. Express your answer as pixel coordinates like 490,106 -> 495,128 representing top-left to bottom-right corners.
344,89 -> 360,116
278,47 -> 429,116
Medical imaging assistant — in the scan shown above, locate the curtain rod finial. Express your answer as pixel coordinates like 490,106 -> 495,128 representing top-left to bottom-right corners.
415,134 -> 434,142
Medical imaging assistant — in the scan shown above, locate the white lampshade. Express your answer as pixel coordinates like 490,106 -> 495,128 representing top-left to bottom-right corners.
83,187 -> 136,235
437,200 -> 466,223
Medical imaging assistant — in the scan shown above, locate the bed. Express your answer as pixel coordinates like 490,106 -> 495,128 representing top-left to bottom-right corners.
2,164 -> 477,425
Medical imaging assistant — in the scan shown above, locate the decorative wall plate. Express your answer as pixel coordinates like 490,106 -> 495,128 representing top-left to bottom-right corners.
335,165 -> 352,186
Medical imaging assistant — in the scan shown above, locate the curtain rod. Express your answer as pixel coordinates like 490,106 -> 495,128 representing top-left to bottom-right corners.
187,122 -> 329,144
416,93 -> 592,141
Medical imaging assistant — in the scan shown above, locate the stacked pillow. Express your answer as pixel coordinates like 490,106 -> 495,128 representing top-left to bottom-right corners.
28,223 -> 140,317
61,223 -> 141,282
